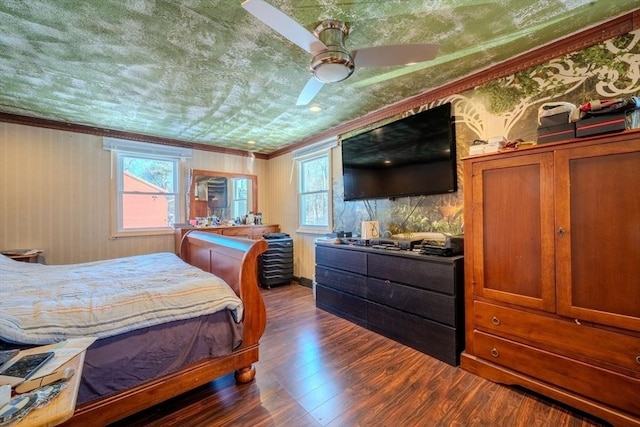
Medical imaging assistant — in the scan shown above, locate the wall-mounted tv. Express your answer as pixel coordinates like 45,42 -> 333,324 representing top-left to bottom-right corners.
341,102 -> 457,201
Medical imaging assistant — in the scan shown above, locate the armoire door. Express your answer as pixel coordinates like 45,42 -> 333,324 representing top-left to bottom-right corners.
555,139 -> 640,331
470,152 -> 556,312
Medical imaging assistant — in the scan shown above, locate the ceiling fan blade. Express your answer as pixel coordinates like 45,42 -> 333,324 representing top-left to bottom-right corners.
241,0 -> 326,55
296,77 -> 324,106
352,43 -> 439,67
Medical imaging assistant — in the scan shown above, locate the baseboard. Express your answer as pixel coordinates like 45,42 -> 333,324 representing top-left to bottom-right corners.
294,276 -> 312,288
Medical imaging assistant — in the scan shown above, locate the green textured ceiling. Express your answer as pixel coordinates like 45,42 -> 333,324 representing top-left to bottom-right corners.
0,1 -> 638,154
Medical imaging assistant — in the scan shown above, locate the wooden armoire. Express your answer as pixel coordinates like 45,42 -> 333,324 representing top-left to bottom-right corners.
461,129 -> 640,426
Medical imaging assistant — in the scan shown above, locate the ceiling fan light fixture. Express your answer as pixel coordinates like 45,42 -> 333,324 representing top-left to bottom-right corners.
310,51 -> 354,83
241,2 -> 440,105
309,20 -> 354,83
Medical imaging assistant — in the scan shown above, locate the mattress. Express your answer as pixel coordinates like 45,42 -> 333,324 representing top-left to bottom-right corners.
0,253 -> 243,344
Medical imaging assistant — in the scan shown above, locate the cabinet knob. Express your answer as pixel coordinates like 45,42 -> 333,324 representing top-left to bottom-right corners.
636,355 -> 640,365
558,227 -> 565,236
491,316 -> 501,325
490,348 -> 500,358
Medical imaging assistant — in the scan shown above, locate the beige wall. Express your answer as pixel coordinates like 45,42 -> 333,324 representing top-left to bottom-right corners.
263,146 -> 343,283
1,121 -> 345,283
0,122 -> 269,265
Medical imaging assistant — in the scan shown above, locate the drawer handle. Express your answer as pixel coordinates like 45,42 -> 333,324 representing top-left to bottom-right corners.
636,355 -> 640,365
385,280 -> 391,284
490,348 -> 499,358
491,316 -> 500,325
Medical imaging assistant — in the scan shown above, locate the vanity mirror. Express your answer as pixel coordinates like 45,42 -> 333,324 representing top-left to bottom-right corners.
187,169 -> 257,221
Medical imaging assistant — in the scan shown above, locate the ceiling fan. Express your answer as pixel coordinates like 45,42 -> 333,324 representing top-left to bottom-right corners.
241,0 -> 439,106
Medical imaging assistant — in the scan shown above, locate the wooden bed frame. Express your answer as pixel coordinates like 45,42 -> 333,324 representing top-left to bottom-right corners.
63,231 -> 268,426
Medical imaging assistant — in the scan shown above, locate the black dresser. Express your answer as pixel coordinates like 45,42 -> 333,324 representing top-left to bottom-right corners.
315,241 -> 464,366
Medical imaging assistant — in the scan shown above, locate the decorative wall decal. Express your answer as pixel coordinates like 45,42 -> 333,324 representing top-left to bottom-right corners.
333,30 -> 640,239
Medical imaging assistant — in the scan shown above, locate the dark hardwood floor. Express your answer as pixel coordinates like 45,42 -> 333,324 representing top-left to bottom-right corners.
112,283 -> 609,427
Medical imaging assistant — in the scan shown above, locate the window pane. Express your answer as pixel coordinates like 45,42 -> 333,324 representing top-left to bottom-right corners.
301,156 -> 328,192
298,153 -> 330,230
233,200 -> 248,216
234,178 -> 247,199
232,178 -> 248,217
121,194 -> 175,229
301,192 -> 328,226
118,153 -> 178,231
123,156 -> 174,192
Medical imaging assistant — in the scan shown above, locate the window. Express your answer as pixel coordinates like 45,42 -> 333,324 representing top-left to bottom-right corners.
117,153 -> 178,230
104,138 -> 191,237
294,137 -> 337,233
232,178 -> 248,217
298,153 -> 331,232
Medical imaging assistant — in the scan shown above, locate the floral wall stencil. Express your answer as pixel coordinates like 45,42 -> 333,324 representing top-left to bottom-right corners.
464,29 -> 640,143
333,29 -> 640,238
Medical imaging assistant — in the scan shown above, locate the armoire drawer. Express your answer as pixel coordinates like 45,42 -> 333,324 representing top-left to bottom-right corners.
474,301 -> 640,375
473,331 -> 640,415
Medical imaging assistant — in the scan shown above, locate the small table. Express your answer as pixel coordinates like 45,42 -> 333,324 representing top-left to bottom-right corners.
0,250 -> 42,263
14,343 -> 89,427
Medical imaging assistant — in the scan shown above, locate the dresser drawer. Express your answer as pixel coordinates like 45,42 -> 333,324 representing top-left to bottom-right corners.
220,228 -> 256,238
316,245 -> 367,275
473,331 -> 640,415
369,302 -> 460,365
367,277 -> 458,326
316,284 -> 367,327
367,253 -> 457,294
474,301 -> 640,375
315,265 -> 366,298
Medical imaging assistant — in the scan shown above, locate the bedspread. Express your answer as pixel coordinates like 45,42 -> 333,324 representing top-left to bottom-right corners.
0,253 -> 243,344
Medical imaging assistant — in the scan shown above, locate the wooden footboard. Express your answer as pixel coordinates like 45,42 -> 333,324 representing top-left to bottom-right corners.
64,231 -> 268,426
179,230 -> 269,349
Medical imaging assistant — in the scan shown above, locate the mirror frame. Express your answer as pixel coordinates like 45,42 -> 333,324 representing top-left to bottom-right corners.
187,169 -> 258,220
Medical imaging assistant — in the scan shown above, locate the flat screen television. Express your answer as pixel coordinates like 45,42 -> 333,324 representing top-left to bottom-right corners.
341,102 -> 457,201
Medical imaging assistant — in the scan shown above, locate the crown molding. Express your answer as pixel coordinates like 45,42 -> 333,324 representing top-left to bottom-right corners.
0,112 -> 268,159
270,9 -> 639,159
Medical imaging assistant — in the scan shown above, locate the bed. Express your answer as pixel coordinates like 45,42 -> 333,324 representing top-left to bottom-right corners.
0,230 -> 268,426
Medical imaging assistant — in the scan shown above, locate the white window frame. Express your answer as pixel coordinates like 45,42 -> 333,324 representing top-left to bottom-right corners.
232,177 -> 249,217
294,138 -> 336,234
104,138 -> 191,238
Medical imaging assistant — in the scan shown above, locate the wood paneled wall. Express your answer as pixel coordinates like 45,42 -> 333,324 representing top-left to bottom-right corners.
0,122 -> 268,265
